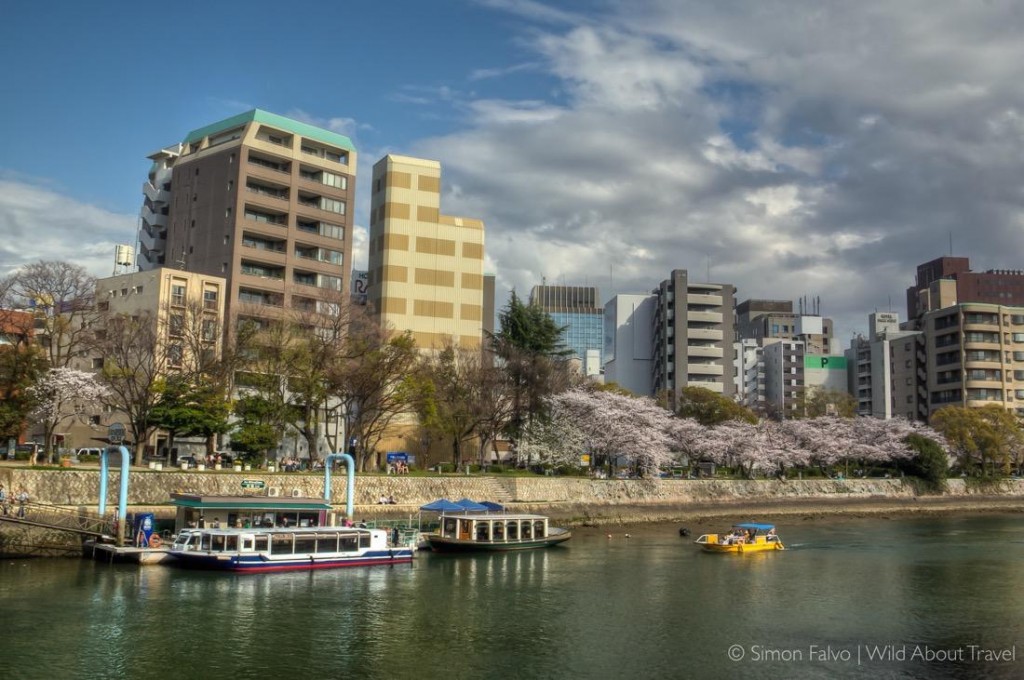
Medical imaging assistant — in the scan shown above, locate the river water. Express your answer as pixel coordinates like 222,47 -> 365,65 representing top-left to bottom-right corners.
2,513 -> 1023,679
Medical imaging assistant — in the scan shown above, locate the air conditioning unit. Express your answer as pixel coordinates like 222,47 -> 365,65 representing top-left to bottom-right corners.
291,489 -> 302,498
267,487 -> 281,497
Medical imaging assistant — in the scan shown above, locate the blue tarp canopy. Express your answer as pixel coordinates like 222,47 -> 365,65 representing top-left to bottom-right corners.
734,523 -> 775,531
420,499 -> 464,512
455,498 -> 489,512
479,501 -> 504,511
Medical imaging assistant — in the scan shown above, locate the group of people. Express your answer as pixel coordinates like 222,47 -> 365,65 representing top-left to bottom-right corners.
0,485 -> 29,518
378,495 -> 398,505
387,462 -> 409,475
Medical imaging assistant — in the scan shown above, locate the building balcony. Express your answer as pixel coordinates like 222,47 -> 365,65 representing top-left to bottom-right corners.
142,181 -> 170,205
687,293 -> 723,306
962,321 -> 999,333
141,204 -> 168,228
688,328 -> 723,341
687,345 -> 724,358
685,378 -> 724,393
687,311 -> 723,324
688,363 -> 724,376
963,340 -> 1001,351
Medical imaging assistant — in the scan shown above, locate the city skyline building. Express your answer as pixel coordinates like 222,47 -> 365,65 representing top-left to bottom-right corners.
651,270 -> 736,409
846,312 -> 926,420
529,284 -> 604,374
603,293 -> 656,396
137,109 -> 357,336
367,154 -> 486,350
906,256 -> 1024,323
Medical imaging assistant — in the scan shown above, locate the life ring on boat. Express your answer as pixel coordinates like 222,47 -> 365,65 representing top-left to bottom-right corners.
148,534 -> 163,548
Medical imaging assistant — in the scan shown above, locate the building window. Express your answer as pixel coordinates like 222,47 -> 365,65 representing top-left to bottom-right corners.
195,168 -> 200,176
168,344 -> 183,367
226,207 -> 232,217
92,358 -> 104,369
228,180 -> 234,191
203,289 -> 218,310
171,284 -> 186,306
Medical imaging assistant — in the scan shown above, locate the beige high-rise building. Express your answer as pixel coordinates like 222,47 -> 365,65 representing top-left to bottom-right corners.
139,109 -> 356,335
367,155 -> 486,349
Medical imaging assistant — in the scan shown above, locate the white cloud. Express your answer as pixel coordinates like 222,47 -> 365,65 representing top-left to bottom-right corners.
409,0 -> 1024,335
0,177 -> 136,278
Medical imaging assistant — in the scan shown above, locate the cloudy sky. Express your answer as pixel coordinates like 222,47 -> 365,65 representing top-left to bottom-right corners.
4,0 -> 1024,339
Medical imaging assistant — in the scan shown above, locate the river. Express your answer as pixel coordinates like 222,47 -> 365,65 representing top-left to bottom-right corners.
2,513 -> 1022,679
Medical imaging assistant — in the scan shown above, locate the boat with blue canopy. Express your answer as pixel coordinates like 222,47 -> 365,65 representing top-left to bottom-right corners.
693,522 -> 784,553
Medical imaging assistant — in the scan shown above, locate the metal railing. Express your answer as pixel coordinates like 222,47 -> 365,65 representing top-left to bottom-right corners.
0,500 -> 114,538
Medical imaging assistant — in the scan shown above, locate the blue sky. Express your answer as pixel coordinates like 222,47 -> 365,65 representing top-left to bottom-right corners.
5,0 -> 1024,340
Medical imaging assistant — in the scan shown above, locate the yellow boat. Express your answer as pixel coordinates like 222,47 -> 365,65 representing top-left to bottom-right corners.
694,522 -> 785,553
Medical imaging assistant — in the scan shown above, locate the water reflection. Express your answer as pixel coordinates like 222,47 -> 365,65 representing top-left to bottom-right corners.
4,516 -> 1024,679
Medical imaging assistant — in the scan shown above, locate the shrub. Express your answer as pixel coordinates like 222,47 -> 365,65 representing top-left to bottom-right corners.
899,434 -> 949,492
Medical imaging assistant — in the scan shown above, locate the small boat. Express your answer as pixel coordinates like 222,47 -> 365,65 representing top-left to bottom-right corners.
427,512 -> 571,553
693,522 -> 784,553
167,525 -> 414,572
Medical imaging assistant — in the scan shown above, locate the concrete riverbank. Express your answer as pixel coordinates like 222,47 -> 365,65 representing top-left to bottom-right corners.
1,466 -> 1022,555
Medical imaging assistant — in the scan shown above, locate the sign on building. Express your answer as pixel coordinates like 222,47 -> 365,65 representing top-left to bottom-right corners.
240,479 -> 266,490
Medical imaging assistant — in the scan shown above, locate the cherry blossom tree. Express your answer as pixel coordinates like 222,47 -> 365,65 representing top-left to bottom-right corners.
540,387 -> 680,476
27,368 -> 108,463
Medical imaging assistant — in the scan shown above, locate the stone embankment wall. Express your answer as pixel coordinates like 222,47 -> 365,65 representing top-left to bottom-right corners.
1,468 -> 1023,511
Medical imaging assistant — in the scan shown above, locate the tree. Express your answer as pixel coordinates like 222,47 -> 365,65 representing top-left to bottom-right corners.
541,387 -> 680,476
487,291 -> 574,461
148,376 -> 231,461
27,368 -> 108,463
329,315 -> 420,472
230,394 -> 287,462
93,312 -> 166,466
899,434 -> 950,491
675,386 -> 757,426
930,406 -> 1022,476
798,386 -> 858,418
7,260 -> 96,367
0,330 -> 48,441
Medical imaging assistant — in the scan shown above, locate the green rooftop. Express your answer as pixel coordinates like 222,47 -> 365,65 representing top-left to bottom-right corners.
183,109 -> 356,152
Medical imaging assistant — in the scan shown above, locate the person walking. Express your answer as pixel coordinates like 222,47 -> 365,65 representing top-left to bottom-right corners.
16,488 -> 29,518
0,484 -> 7,515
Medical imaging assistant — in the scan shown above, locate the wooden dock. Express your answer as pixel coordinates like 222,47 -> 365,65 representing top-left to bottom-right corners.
84,541 -> 175,565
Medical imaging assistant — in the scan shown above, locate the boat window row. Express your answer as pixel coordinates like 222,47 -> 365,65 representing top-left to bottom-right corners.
188,530 -> 371,555
442,518 -> 548,541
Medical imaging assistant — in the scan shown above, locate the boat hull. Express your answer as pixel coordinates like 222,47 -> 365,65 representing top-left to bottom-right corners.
428,530 -> 572,553
699,542 -> 783,554
168,549 -> 414,572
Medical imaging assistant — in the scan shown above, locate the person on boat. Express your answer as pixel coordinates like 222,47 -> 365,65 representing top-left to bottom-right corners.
387,495 -> 397,505
766,527 -> 777,541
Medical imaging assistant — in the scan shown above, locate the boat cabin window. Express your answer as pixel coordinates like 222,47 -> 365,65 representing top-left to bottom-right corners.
254,536 -> 269,552
225,535 -> 238,551
522,523 -> 533,539
340,536 -> 358,552
443,518 -> 457,536
476,523 -> 489,540
507,522 -> 519,540
271,533 -> 293,555
534,521 -> 545,538
212,535 -> 226,552
201,534 -> 212,551
241,538 -> 254,551
359,532 -> 371,549
494,524 -> 505,540
294,535 -> 316,554
316,534 -> 338,553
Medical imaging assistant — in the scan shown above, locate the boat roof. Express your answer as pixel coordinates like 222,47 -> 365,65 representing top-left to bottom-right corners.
171,493 -> 332,511
439,512 -> 550,521
734,523 -> 776,531
178,526 -> 376,535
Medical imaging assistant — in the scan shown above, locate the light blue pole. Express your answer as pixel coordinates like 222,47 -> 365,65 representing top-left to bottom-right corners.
99,446 -> 131,545
324,452 -> 355,520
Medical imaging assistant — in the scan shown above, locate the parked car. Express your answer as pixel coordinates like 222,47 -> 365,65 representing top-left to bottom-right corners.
75,448 -> 104,458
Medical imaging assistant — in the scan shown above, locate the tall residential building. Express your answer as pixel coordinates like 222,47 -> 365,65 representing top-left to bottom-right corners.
906,256 -> 1024,324
138,144 -> 182,268
651,270 -> 735,408
367,155 -> 486,350
921,303 -> 1024,418
138,109 -> 357,333
529,284 -> 604,374
736,298 -> 836,354
845,312 -> 925,420
603,294 -> 656,395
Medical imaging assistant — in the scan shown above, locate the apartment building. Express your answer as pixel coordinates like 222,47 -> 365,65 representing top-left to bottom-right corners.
846,312 -> 926,420
603,294 -> 656,395
736,298 -> 836,354
922,303 -> 1024,418
367,154 -> 486,350
59,269 -> 227,454
530,284 -> 604,375
137,109 -> 356,334
651,270 -> 735,409
906,256 -> 1024,324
